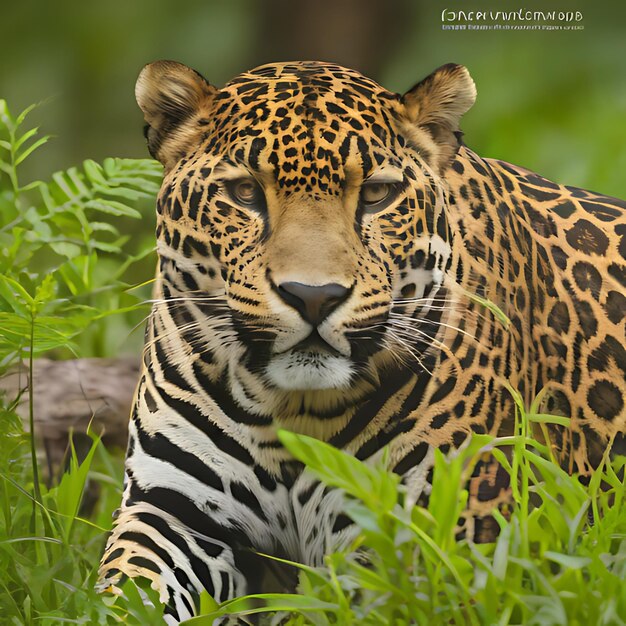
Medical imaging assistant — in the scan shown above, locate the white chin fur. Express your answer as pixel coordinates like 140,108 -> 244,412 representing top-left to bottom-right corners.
266,352 -> 354,390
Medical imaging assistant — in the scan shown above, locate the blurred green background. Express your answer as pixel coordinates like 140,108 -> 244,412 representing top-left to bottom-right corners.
1,0 -> 625,357
3,0 -> 625,194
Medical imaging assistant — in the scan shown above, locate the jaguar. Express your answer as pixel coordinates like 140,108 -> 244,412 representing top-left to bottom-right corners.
98,59 -> 626,623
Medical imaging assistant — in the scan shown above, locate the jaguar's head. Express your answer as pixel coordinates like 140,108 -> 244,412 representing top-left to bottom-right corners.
138,60 -> 475,405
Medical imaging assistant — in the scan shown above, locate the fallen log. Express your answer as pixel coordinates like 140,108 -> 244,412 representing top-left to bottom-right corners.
0,356 -> 140,479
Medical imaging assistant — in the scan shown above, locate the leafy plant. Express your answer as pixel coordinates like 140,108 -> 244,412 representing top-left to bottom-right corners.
186,409 -> 626,625
0,101 -> 163,625
0,99 -> 161,365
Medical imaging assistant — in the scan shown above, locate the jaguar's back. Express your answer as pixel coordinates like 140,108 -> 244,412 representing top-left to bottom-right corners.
444,149 -> 625,474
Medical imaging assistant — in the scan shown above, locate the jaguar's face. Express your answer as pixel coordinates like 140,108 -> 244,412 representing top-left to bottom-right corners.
140,61 -> 476,392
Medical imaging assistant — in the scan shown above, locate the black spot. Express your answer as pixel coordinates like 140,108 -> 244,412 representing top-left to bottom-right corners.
436,213 -> 449,240
463,374 -> 482,395
231,481 -> 268,522
188,187 -> 202,221
524,174 -> 560,190
248,137 -> 267,171
546,390 -> 571,417
127,555 -> 161,574
565,219 -> 609,255
410,249 -> 425,269
551,245 -> 568,270
459,347 -> 476,369
452,430 -> 467,448
469,179 -> 484,202
580,201 -> 623,222
182,235 -> 208,258
547,302 -> 570,334
587,380 -> 624,421
102,547 -> 125,564
587,346 -> 607,372
431,412 -> 450,429
326,102 -> 348,116
476,480 -> 497,502
608,263 -> 626,288
297,482 -> 317,506
253,465 -> 277,492
451,160 -> 464,175
430,376 -> 457,404
144,387 -> 158,413
393,441 -> 429,475
524,202 -> 557,238
471,387 -> 486,415
332,514 -> 353,533
170,198 -> 183,221
605,290 -> 626,324
575,299 -> 598,340
618,224 -> 626,259
572,261 -> 602,298
400,283 -> 416,298
552,200 -> 576,219
518,184 -> 560,202
180,271 -> 199,292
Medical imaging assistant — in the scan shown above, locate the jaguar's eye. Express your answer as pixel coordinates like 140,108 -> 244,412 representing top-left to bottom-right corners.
227,178 -> 264,207
360,182 -> 394,209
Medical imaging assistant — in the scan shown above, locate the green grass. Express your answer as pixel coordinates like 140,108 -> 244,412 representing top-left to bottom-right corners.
186,412 -> 626,626
1,396 -> 624,625
0,412 -> 164,624
1,100 -> 625,625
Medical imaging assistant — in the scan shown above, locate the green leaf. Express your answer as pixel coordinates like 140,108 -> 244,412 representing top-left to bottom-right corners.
91,184 -> 151,201
49,241 -> 82,259
277,430 -> 392,508
543,552 -> 592,570
13,127 -> 39,152
50,434 -> 101,543
52,171 -> 81,200
527,413 -> 571,428
15,102 -> 38,127
84,199 -> 141,219
88,221 -> 120,235
34,274 -> 57,306
466,290 -> 510,327
15,136 -> 52,166
88,241 -> 118,254
0,274 -> 34,308
198,590 -> 219,615
183,593 -> 339,624
82,159 -> 107,185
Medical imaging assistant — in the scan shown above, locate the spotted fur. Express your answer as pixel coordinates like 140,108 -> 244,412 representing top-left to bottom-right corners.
98,60 -> 626,622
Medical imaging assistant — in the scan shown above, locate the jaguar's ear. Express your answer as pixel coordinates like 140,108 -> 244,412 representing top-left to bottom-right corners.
136,60 -> 217,169
401,64 -> 476,171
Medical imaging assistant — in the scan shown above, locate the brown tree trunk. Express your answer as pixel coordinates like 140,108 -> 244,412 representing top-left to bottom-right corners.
252,0 -> 414,78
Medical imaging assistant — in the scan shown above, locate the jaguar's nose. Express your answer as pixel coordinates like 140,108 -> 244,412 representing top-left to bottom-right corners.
276,281 -> 351,326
